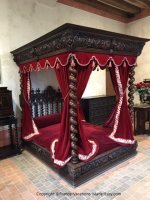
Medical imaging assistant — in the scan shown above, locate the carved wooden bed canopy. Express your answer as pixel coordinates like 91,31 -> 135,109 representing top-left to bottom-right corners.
11,23 -> 149,186
12,23 -> 147,64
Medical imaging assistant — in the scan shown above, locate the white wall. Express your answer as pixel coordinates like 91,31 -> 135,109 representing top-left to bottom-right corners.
3,0 -> 149,119
30,69 -> 59,90
126,17 -> 150,103
0,0 -> 21,118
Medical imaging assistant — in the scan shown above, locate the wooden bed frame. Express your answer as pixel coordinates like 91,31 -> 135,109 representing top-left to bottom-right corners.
23,85 -> 137,187
25,138 -> 137,186
11,23 -> 148,187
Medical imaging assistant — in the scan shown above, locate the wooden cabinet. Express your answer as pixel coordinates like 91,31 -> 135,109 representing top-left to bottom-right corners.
0,87 -> 14,118
0,87 -> 21,158
0,116 -> 21,159
134,104 -> 150,135
81,95 -> 116,125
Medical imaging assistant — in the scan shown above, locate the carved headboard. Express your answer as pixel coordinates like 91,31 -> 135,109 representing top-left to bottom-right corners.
30,86 -> 63,118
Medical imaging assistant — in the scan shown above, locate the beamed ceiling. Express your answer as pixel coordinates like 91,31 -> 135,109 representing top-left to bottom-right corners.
58,0 -> 150,22
75,0 -> 150,18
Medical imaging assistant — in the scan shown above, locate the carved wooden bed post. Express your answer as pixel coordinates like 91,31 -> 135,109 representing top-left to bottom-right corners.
19,72 -> 23,108
128,66 -> 135,121
69,55 -> 79,164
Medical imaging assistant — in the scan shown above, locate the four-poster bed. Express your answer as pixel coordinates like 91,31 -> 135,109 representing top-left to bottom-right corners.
11,23 -> 149,186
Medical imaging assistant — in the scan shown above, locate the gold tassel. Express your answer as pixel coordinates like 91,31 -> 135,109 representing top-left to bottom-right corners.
92,60 -> 96,68
97,65 -> 99,71
56,63 -> 60,69
123,61 -> 126,67
108,60 -> 112,68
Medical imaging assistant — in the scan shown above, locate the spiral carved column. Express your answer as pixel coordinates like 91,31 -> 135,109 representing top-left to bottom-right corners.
128,66 -> 135,121
19,72 -> 23,108
69,56 -> 79,164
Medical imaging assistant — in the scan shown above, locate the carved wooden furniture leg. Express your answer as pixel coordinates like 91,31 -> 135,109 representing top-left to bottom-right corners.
9,122 -> 13,148
13,117 -> 22,153
69,56 -> 79,164
128,66 -> 135,121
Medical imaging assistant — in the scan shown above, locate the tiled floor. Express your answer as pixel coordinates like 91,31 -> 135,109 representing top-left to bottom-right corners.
0,135 -> 150,200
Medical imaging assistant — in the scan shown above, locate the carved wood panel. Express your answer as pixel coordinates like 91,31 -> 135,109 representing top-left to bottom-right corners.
30,86 -> 63,117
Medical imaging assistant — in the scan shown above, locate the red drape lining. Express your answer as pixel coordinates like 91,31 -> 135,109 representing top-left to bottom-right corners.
21,73 -> 39,140
20,52 -> 137,167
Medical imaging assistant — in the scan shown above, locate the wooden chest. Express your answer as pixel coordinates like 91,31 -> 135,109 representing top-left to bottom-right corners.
81,95 -> 116,125
0,87 -> 14,118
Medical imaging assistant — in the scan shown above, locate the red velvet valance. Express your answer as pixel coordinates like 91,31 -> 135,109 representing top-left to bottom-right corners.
19,52 -> 137,73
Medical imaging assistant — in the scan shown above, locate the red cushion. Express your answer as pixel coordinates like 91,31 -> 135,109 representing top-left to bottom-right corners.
34,113 -> 61,129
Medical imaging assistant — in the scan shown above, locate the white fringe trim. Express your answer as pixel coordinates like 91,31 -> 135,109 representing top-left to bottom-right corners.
78,140 -> 97,161
24,120 -> 39,140
27,73 -> 30,100
24,132 -> 38,140
110,65 -> 123,137
51,139 -> 71,166
109,65 -> 135,145
109,135 -> 135,144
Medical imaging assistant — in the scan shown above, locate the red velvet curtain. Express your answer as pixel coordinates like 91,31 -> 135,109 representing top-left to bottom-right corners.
77,65 -> 98,160
21,72 -> 39,140
105,63 -> 134,145
52,65 -> 71,166
51,62 -> 94,166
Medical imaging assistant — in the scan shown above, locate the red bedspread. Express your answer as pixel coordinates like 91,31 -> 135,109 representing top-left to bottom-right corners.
33,122 -> 119,157
34,123 -> 61,150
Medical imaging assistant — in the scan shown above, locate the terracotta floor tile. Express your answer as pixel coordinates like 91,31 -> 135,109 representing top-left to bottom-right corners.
0,135 -> 150,200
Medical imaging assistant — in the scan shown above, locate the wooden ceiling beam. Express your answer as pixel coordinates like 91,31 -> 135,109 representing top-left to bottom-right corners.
123,0 -> 150,9
97,0 -> 141,14
74,0 -> 128,17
